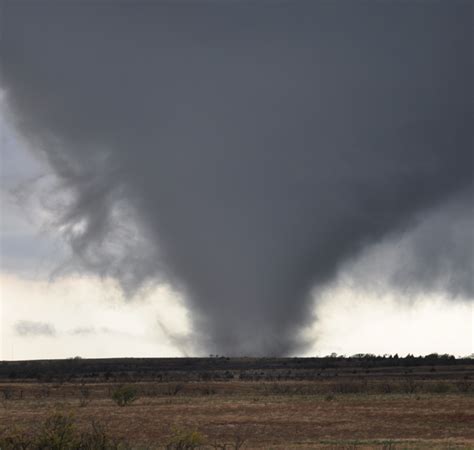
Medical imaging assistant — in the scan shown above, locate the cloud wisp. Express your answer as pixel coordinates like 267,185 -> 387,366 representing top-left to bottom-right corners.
15,320 -> 56,337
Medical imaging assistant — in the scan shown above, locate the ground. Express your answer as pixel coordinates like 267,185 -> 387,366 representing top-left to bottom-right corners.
0,357 -> 473,448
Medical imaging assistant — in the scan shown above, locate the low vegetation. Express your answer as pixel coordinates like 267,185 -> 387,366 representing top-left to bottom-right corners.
165,427 -> 206,449
111,385 -> 138,407
0,412 -> 126,450
0,413 -> 250,449
0,356 -> 472,448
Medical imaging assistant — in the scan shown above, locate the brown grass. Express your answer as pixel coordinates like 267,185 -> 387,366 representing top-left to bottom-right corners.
1,380 -> 473,449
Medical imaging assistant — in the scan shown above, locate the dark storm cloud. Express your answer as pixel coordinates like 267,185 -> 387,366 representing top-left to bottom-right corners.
15,320 -> 56,337
1,1 -> 472,355
339,188 -> 474,299
394,192 -> 473,299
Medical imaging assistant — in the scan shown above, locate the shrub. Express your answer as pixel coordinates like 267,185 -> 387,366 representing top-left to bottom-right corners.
1,387 -> 13,401
210,425 -> 249,450
79,420 -> 125,449
456,379 -> 472,393
36,412 -> 78,449
111,385 -> 138,407
381,440 -> 398,450
166,427 -> 206,449
426,381 -> 451,394
401,377 -> 417,394
167,383 -> 184,396
263,383 -> 291,395
1,387 -> 14,409
0,413 -> 125,450
0,425 -> 35,450
200,385 -> 216,396
331,381 -> 366,394
378,382 -> 394,394
79,384 -> 91,407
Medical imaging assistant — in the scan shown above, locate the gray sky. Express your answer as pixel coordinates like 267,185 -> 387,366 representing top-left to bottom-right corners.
0,0 -> 472,358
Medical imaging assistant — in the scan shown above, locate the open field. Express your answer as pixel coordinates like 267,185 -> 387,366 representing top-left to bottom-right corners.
1,357 -> 473,449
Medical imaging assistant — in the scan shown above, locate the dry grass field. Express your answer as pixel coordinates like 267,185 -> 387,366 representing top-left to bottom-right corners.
0,358 -> 473,449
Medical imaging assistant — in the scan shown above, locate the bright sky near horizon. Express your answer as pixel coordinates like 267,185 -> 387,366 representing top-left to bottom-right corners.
1,272 -> 473,360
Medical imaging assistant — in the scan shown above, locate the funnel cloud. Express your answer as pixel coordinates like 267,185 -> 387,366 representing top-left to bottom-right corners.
1,1 -> 472,355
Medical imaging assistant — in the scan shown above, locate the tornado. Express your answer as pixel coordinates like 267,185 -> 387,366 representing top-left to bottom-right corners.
1,0 -> 472,355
